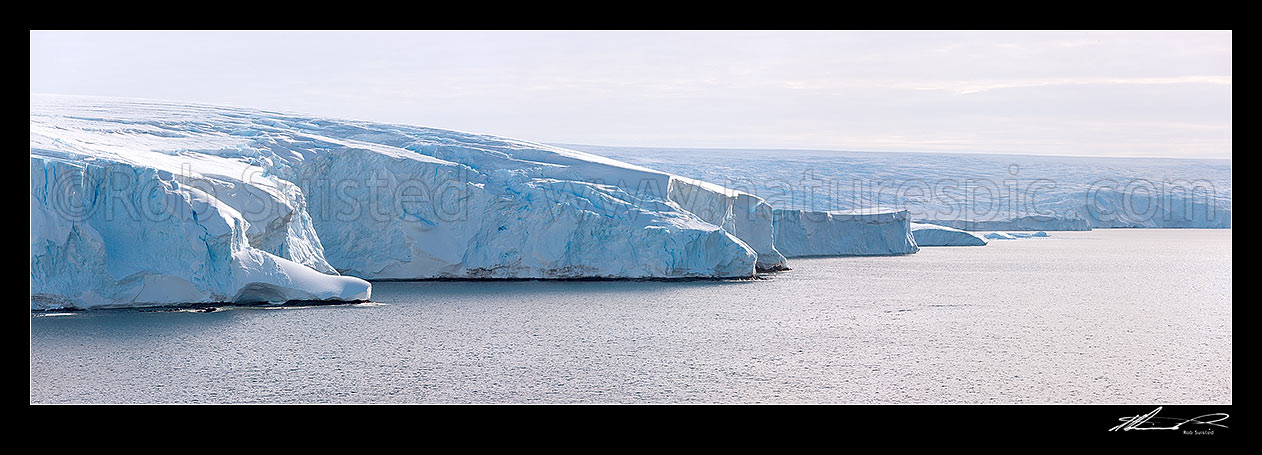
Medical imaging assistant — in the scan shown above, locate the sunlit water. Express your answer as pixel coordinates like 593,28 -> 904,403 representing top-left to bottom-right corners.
30,229 -> 1231,403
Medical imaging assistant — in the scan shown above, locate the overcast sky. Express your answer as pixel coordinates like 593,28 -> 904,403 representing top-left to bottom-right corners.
30,30 -> 1232,159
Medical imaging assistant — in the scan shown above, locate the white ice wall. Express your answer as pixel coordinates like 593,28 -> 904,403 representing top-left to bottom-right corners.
294,147 -> 758,279
30,156 -> 370,310
772,209 -> 919,257
667,177 -> 788,271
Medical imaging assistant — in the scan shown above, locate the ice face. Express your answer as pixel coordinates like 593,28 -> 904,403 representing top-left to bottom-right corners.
667,177 -> 787,272
30,156 -> 370,309
772,208 -> 919,257
289,146 -> 758,280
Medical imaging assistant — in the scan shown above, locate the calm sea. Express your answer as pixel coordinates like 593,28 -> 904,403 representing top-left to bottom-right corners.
30,229 -> 1231,403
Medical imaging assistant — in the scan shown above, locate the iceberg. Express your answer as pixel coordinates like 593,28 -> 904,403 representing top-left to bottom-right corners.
910,223 -> 988,246
30,95 -> 785,308
772,209 -> 919,257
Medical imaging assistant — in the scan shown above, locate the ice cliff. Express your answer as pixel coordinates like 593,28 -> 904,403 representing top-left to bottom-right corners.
667,177 -> 787,271
910,223 -> 988,247
772,209 -> 919,257
30,155 -> 370,309
30,95 -> 790,308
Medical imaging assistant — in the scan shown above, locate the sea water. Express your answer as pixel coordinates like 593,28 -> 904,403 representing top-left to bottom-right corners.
30,229 -> 1231,403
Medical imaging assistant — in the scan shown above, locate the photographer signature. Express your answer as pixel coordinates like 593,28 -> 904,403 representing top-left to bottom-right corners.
1109,407 -> 1229,432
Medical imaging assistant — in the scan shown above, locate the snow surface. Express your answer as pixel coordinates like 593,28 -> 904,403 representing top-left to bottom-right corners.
910,223 -> 988,247
30,95 -> 796,307
772,209 -> 919,257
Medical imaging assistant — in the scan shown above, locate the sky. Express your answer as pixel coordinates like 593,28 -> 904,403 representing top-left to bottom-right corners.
29,30 -> 1232,159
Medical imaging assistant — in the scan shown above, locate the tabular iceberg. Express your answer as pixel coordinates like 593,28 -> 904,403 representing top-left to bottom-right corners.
30,95 -> 789,308
772,209 -> 919,257
910,223 -> 988,246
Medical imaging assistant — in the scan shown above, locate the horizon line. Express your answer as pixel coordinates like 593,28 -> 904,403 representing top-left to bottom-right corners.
549,142 -> 1234,162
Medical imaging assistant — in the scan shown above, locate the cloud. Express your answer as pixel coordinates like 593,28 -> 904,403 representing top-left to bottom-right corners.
30,30 -> 1232,159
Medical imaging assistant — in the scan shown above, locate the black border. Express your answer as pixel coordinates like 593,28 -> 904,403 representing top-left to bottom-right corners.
28,28 -> 1233,445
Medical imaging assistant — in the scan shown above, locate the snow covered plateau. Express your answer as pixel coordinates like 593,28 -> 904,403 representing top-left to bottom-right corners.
564,145 -> 1232,230
31,95 -> 799,309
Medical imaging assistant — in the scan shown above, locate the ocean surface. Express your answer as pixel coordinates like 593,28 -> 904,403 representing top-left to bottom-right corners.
30,229 -> 1232,404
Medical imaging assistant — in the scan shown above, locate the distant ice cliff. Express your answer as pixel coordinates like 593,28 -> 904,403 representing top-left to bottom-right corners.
772,209 -> 919,257
910,223 -> 988,246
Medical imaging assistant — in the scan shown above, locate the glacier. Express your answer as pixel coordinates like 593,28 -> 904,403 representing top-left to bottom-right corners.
772,209 -> 919,257
910,223 -> 988,247
30,95 -> 798,308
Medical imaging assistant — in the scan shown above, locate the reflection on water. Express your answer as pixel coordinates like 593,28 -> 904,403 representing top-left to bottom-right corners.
31,229 -> 1232,404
